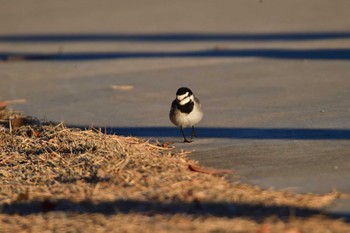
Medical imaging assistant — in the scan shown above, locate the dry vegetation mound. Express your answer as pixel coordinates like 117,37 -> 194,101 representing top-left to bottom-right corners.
0,109 -> 349,232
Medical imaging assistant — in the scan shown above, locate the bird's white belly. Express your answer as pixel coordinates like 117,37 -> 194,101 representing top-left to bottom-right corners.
171,106 -> 203,128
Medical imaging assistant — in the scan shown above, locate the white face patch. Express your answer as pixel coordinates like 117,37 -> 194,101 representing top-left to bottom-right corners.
179,96 -> 191,105
179,94 -> 194,105
176,92 -> 189,101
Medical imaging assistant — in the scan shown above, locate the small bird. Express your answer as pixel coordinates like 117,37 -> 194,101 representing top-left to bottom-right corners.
169,87 -> 203,143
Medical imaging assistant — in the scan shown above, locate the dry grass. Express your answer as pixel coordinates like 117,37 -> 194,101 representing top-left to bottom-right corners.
0,109 -> 349,233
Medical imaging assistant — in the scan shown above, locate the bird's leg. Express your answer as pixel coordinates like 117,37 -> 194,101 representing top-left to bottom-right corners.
191,126 -> 197,139
180,127 -> 192,143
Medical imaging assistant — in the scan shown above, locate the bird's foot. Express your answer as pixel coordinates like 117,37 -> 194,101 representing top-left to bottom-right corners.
183,139 -> 192,143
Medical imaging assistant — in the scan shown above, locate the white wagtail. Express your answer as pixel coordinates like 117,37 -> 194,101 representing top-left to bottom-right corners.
169,87 -> 203,143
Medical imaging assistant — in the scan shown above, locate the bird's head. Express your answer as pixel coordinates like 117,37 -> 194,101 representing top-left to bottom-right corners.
176,87 -> 194,105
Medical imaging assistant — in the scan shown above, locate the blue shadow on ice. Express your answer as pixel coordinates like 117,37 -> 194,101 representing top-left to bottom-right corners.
1,32 -> 350,42
104,127 -> 350,140
1,31 -> 350,61
1,49 -> 350,61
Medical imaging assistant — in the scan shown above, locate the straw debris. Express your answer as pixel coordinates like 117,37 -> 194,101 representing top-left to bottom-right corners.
0,109 -> 349,232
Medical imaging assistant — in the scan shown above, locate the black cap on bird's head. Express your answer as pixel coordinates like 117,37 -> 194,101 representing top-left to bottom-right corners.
176,87 -> 193,96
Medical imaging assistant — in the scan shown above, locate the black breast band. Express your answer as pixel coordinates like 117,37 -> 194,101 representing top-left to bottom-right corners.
177,101 -> 194,114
